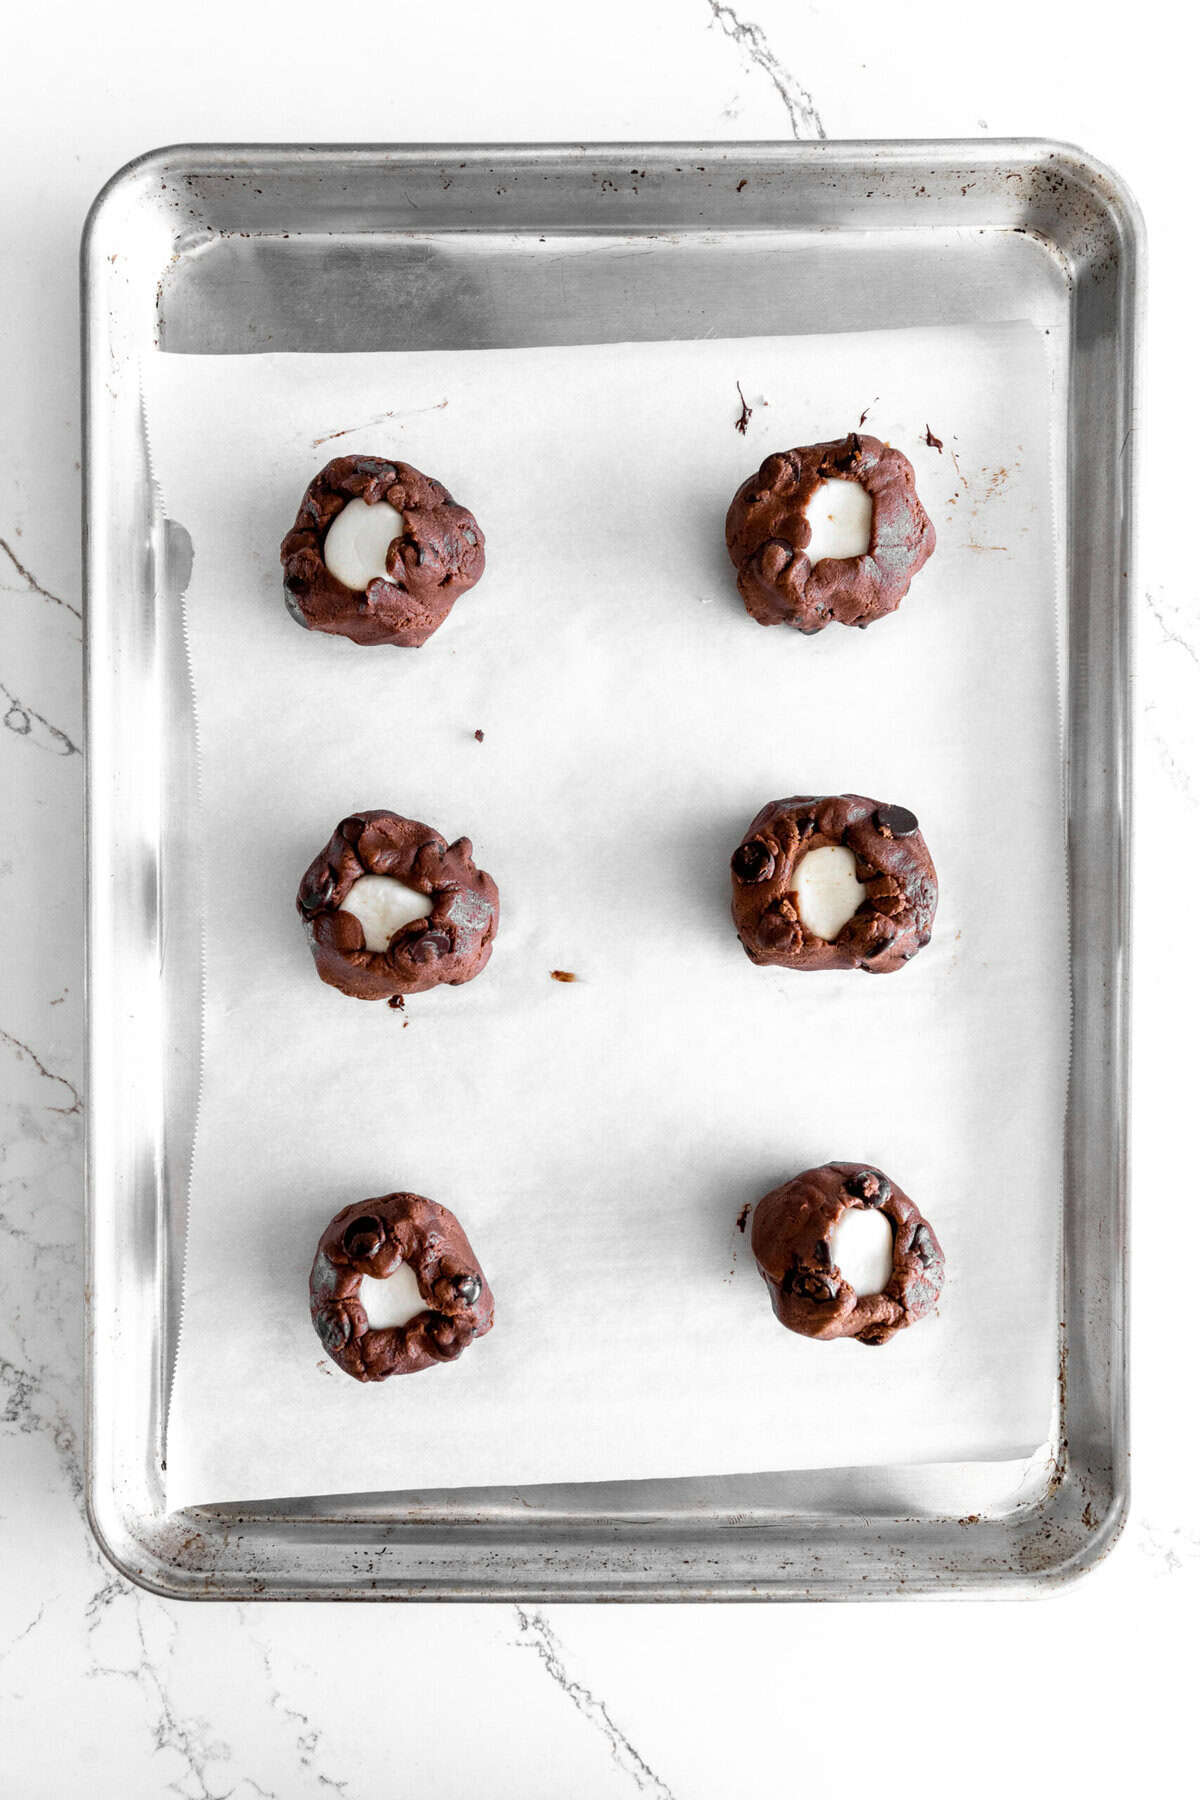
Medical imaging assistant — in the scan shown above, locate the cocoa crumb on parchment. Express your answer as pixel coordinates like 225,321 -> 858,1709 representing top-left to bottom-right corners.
474,728 -> 485,742
924,424 -> 944,451
550,970 -> 578,983
859,396 -> 878,425
727,1201 -> 755,1279
735,382 -> 753,434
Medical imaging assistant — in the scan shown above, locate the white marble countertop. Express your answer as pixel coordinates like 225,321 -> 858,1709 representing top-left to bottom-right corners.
2,1 -> 1193,1792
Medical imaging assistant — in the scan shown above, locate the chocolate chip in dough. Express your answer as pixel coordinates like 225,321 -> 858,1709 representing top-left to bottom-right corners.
299,873 -> 335,914
342,1215 -> 385,1260
874,804 -> 919,837
732,839 -> 776,884
316,1308 -> 352,1353
846,1169 -> 892,1207
800,1273 -> 838,1303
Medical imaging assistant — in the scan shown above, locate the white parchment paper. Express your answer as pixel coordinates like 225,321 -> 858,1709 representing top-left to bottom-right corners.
145,324 -> 1067,1510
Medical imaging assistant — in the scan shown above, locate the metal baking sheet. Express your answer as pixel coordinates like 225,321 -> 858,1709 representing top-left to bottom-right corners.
83,141 -> 1140,1600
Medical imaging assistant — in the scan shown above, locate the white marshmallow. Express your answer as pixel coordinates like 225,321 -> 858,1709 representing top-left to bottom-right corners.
832,1207 -> 894,1296
358,1260 -> 427,1330
793,845 -> 867,942
339,874 -> 434,952
803,478 -> 873,564
323,497 -> 405,591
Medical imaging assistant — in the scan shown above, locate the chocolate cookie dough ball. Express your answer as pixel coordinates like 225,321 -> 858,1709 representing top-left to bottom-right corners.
751,1162 -> 944,1346
725,433 -> 934,633
297,809 -> 499,1003
310,1192 -> 495,1382
280,455 -> 485,647
730,793 -> 936,973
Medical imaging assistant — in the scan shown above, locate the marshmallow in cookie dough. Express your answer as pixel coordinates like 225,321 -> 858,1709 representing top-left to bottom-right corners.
339,873 -> 435,953
830,1205 -> 895,1296
730,793 -> 937,974
801,478 -> 874,565
750,1162 -> 944,1346
358,1259 -> 428,1330
280,455 -> 485,647
792,844 -> 867,942
725,433 -> 934,633
322,497 -> 406,592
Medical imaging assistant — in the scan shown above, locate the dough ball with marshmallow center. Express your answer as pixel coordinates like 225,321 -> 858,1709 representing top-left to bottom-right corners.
730,792 -> 938,974
309,1190 -> 495,1382
280,455 -> 486,648
296,808 -> 500,1002
725,432 -> 935,633
750,1162 -> 945,1346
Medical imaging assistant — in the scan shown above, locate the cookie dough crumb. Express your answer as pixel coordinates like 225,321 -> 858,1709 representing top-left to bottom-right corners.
474,728 -> 485,742
550,969 -> 577,983
924,424 -> 944,451
735,382 -> 753,435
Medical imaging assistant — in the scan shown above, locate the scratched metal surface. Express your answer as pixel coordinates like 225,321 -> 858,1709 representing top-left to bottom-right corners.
82,142 -> 1139,1599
